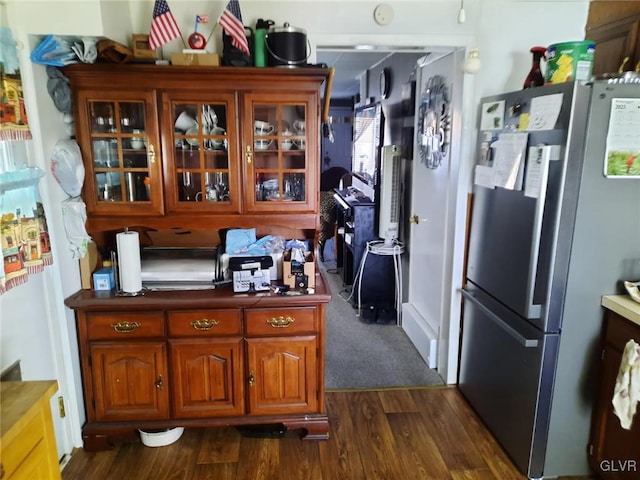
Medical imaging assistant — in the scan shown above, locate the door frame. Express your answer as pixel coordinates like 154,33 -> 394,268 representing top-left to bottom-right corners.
313,34 -> 477,384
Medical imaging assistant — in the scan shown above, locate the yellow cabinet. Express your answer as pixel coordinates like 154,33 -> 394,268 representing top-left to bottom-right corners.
0,381 -> 61,480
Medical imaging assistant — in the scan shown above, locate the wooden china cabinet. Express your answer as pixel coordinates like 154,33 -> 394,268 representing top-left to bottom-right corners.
63,64 -> 331,450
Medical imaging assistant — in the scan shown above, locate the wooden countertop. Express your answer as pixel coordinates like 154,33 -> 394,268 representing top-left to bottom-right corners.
1,380 -> 58,439
65,270 -> 331,311
601,295 -> 640,327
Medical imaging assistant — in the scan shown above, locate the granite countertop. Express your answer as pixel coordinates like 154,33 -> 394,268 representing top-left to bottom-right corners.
601,295 -> 640,327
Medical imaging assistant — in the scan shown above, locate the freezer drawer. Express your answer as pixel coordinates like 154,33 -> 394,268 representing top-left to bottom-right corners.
458,288 -> 560,478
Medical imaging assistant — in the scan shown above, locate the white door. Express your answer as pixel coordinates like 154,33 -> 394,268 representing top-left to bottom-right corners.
402,49 -> 465,383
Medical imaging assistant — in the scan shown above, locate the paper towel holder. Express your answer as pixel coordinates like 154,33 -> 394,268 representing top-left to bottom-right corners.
112,232 -> 147,297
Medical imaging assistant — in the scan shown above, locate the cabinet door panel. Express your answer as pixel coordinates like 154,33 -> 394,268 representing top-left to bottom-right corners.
162,93 -> 241,214
170,338 -> 244,418
90,342 -> 169,421
246,336 -> 317,415
244,92 -> 318,214
76,89 -> 163,216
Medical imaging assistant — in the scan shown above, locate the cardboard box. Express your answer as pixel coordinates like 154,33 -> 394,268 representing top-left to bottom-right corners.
283,251 -> 315,289
170,52 -> 220,66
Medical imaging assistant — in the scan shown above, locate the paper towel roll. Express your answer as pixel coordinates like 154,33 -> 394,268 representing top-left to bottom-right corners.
116,230 -> 142,293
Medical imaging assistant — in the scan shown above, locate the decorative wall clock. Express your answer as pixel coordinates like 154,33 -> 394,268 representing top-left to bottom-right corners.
380,68 -> 391,99
417,75 -> 450,169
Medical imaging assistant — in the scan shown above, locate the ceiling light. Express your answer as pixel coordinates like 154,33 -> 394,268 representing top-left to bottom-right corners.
457,0 -> 466,24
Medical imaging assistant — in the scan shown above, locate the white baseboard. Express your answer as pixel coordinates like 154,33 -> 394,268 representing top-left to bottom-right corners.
401,303 -> 438,368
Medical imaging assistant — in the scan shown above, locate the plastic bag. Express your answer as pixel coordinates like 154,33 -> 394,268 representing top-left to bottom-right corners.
61,197 -> 91,259
51,139 -> 84,197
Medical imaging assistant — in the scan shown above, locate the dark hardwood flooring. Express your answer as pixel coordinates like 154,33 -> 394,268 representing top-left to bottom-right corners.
61,386 -> 596,480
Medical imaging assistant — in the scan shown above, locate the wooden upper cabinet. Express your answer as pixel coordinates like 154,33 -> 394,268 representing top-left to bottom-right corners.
64,65 -> 327,232
75,89 -> 163,216
586,1 -> 640,75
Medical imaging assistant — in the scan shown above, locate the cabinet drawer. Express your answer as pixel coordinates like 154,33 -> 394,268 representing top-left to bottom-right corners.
245,307 -> 317,336
168,310 -> 242,337
1,410 -> 45,479
605,311 -> 640,352
87,312 -> 165,340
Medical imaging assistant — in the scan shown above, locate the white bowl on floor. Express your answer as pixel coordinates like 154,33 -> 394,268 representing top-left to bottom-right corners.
139,427 -> 184,447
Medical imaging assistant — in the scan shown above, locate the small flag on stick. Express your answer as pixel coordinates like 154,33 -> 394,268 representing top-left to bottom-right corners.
149,0 -> 182,50
217,0 -> 250,55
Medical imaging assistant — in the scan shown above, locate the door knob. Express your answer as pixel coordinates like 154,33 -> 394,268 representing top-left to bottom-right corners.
409,215 -> 428,224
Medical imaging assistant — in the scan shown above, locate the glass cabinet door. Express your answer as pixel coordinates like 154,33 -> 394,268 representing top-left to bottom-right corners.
164,93 -> 239,213
79,90 -> 162,215
246,94 -> 314,213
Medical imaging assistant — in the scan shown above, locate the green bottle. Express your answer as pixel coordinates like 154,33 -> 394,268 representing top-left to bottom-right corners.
254,19 -> 273,67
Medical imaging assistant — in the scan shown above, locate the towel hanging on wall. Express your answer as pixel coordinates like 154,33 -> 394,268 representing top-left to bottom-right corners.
612,339 -> 640,430
0,27 -> 32,141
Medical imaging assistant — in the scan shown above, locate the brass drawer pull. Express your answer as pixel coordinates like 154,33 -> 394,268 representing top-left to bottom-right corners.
111,321 -> 141,333
267,315 -> 295,328
190,318 -> 219,330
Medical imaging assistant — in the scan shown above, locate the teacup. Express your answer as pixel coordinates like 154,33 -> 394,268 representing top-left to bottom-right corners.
254,139 -> 272,150
281,139 -> 293,150
175,111 -> 197,132
210,126 -> 226,149
294,139 -> 306,150
293,119 -> 305,133
254,120 -> 275,135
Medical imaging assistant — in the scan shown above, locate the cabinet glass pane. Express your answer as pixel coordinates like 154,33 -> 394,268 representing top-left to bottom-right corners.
118,102 -> 145,133
173,102 -> 231,204
88,100 -> 151,205
95,172 -> 122,202
93,138 -> 119,168
252,103 -> 307,203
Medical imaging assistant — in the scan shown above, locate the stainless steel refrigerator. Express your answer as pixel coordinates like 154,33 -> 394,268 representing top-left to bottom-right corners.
459,80 -> 640,479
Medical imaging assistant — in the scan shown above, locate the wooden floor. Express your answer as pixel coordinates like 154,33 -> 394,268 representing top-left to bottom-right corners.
61,386 -> 595,480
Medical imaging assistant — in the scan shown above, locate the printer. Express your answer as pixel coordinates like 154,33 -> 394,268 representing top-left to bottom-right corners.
228,256 -> 274,292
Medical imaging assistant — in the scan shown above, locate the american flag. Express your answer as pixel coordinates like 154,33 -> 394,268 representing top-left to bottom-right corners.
149,0 -> 182,50
218,0 -> 249,55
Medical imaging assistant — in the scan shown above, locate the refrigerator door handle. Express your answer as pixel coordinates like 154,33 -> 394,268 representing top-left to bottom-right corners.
462,290 -> 539,348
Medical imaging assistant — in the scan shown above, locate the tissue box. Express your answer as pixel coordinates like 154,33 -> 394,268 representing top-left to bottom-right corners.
93,267 -> 115,291
283,251 -> 315,289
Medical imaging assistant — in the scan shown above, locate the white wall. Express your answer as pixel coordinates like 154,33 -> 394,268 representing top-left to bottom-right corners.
4,0 -> 590,454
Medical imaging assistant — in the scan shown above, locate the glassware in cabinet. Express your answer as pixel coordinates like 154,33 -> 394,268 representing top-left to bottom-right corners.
164,95 -> 238,213
79,91 -> 162,215
248,99 -> 312,211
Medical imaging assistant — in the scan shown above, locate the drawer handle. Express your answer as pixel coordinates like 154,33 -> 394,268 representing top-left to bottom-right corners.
111,321 -> 141,333
155,375 -> 164,390
190,318 -> 219,330
267,315 -> 295,327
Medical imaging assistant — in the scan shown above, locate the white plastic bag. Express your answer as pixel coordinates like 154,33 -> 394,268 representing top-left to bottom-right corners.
51,139 -> 84,197
61,197 -> 91,259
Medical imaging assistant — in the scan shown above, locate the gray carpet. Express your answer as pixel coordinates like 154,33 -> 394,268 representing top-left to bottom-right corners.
321,240 -> 444,390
